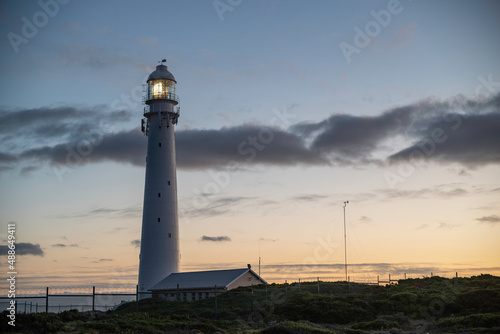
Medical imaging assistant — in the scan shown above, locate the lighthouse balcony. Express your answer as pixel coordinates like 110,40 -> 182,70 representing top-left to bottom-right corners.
144,92 -> 179,104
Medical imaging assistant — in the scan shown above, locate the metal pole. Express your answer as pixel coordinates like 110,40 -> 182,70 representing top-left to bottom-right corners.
136,285 -> 139,312
343,201 -> 349,282
92,286 -> 95,312
46,287 -> 49,313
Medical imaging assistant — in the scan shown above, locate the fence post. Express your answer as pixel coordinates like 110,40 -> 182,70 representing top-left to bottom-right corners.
92,286 -> 95,312
136,285 -> 139,312
298,278 -> 301,292
45,287 -> 49,313
404,272 -> 407,280
36,303 -> 38,313
24,301 -> 27,314
377,275 -> 379,284
317,277 -> 319,295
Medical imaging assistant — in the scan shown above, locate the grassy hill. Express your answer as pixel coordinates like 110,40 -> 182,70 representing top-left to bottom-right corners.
3,274 -> 500,333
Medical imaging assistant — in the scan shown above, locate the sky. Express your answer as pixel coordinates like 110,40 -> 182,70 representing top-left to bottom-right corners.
0,0 -> 499,292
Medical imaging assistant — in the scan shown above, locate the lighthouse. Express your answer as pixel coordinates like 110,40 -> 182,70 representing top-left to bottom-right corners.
138,61 -> 180,297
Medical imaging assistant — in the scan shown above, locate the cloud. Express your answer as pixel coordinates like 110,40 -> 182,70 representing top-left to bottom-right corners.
57,204 -> 142,220
476,215 -> 500,224
1,93 -> 499,174
0,242 -> 44,256
130,240 -> 141,248
91,258 -> 114,263
291,194 -> 329,202
51,243 -> 78,248
200,235 -> 231,242
259,237 -> 278,242
359,216 -> 372,223
389,112 -> 500,166
416,224 -> 429,230
176,125 -> 325,169
181,196 -> 253,219
438,222 -> 460,229
57,45 -> 132,69
292,105 -> 414,161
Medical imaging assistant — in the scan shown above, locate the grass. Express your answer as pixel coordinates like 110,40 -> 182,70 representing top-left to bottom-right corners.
2,274 -> 500,333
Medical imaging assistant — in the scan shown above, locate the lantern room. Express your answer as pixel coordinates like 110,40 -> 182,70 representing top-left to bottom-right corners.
145,64 -> 178,105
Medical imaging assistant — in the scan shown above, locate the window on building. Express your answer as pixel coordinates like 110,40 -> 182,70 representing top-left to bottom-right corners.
158,193 -> 161,198
158,217 -> 160,222
168,181 -> 171,185
159,142 -> 161,147
169,233 -> 172,238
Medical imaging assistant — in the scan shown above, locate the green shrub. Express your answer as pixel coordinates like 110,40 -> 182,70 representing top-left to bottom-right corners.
351,318 -> 399,330
273,292 -> 375,324
80,320 -> 120,333
17,313 -> 65,334
262,321 -> 333,334
436,313 -> 500,329
378,313 -> 411,328
458,289 -> 500,313
59,308 -> 89,322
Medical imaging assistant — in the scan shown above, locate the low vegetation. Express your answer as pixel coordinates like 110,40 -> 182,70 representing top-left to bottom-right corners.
2,274 -> 500,333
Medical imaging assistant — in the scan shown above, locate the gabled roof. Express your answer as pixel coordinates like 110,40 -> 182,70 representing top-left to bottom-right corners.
149,268 -> 266,291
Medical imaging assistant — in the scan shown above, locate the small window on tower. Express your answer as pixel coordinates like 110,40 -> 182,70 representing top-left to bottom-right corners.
159,142 -> 162,147
158,193 -> 161,198
157,217 -> 160,222
168,181 -> 171,185
169,233 -> 172,238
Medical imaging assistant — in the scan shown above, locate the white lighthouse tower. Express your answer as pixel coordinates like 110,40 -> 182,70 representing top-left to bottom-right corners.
138,61 -> 180,297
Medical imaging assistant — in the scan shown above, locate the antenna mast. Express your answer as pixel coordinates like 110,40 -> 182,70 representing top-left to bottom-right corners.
343,201 -> 349,282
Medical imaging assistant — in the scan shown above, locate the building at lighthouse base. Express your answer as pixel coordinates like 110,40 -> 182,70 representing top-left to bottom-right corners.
148,265 -> 267,301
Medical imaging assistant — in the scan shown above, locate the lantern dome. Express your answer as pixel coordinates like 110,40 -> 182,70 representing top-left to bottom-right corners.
147,64 -> 176,83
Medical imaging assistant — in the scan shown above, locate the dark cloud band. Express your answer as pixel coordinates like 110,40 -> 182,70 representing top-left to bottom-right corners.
0,93 -> 499,173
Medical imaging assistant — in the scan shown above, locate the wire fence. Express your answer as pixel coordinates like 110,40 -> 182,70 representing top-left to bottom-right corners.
0,272 -> 476,314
